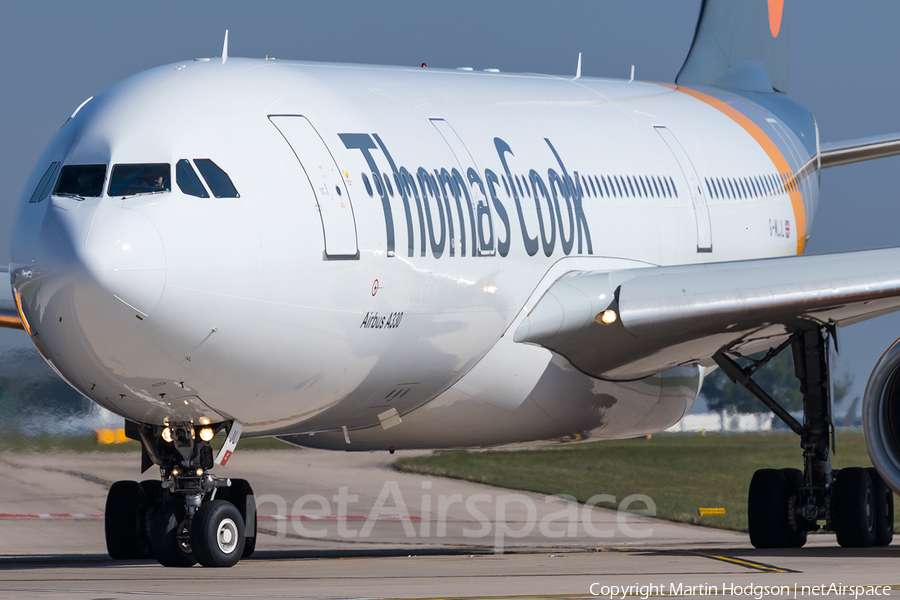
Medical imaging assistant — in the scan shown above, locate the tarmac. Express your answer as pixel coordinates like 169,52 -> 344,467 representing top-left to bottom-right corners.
0,447 -> 898,599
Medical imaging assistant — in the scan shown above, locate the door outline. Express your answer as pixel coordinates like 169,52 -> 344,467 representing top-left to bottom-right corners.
269,115 -> 360,260
654,125 -> 713,253
430,118 -> 494,256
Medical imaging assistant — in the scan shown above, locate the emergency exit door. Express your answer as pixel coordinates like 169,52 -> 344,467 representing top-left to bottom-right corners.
655,125 -> 713,252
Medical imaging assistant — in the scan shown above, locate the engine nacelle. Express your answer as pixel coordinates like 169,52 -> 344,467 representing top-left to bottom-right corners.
862,338 -> 900,494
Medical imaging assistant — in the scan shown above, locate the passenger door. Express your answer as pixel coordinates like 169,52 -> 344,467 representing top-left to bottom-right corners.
270,115 -> 359,259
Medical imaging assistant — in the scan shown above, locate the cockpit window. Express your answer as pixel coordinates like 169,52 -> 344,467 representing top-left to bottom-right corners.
54,164 -> 106,198
108,163 -> 170,197
29,162 -> 61,203
194,159 -> 240,198
176,159 -> 209,198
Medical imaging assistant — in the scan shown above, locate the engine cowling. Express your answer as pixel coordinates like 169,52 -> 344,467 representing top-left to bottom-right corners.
862,337 -> 900,494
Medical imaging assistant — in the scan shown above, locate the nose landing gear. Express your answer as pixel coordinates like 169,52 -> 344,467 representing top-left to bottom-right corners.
104,420 -> 256,567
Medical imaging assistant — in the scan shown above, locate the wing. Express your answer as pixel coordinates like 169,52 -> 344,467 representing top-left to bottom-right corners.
819,133 -> 900,168
513,248 -> 900,380
0,267 -> 24,331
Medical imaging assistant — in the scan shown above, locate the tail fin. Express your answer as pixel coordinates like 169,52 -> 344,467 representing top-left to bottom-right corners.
676,0 -> 790,93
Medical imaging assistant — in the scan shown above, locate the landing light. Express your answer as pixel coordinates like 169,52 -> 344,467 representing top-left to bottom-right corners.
172,467 -> 180,476
199,427 -> 214,442
196,468 -> 204,477
161,427 -> 173,443
596,309 -> 618,325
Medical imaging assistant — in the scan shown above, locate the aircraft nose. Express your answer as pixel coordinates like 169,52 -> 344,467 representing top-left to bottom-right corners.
81,204 -> 167,319
16,200 -> 166,340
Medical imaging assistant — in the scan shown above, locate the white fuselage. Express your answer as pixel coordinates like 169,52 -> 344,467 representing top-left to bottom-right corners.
9,58 -> 816,450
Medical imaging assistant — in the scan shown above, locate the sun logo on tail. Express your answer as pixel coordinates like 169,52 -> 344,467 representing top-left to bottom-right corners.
768,0 -> 784,37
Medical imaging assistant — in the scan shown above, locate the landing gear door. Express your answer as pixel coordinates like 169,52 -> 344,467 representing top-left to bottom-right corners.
269,115 -> 359,260
655,125 -> 713,253
430,118 -> 494,256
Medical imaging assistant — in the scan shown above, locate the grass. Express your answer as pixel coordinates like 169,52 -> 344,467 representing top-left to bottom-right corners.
0,433 -> 299,453
393,430 -> 900,533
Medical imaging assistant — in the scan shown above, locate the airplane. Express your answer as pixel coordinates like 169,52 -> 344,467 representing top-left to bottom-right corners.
5,0 -> 900,567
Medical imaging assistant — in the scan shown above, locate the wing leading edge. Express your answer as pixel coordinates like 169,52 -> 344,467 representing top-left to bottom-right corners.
0,267 -> 22,331
514,249 -> 900,381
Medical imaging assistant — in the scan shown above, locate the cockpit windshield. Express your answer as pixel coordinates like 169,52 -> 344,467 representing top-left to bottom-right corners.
54,165 -> 106,198
108,163 -> 170,197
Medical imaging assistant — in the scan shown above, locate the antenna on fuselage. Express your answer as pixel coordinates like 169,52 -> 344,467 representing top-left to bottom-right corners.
222,30 -> 229,64
574,52 -> 582,80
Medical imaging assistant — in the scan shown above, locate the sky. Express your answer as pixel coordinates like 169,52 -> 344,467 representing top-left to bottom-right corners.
2,1 -> 900,413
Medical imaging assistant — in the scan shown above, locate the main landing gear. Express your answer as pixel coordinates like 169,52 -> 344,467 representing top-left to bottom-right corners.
714,325 -> 894,549
104,421 -> 257,567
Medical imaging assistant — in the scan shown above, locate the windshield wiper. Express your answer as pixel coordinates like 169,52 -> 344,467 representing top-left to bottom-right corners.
55,192 -> 84,200
119,190 -> 167,199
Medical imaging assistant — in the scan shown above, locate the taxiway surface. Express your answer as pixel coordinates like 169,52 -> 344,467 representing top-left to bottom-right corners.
0,448 -> 897,599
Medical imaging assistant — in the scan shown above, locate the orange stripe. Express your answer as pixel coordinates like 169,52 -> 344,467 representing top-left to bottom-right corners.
657,83 -> 807,254
768,0 -> 784,38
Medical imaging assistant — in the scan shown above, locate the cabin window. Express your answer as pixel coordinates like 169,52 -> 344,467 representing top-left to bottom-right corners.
668,176 -> 678,197
383,173 -> 394,197
30,162 -> 61,203
362,173 -> 373,196
54,164 -> 106,198
194,159 -> 239,198
176,159 -> 209,198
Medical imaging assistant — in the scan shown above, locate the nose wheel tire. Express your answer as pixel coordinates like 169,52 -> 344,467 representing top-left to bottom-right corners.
217,478 -> 256,557
150,501 -> 197,567
105,480 -> 152,559
833,467 -> 876,548
190,499 -> 245,567
866,467 -> 894,546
